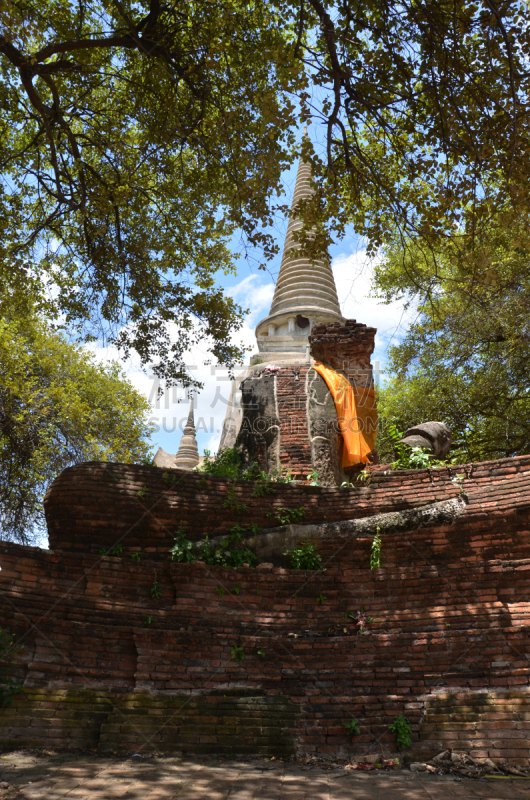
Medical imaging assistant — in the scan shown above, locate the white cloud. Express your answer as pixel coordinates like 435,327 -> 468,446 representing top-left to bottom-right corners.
83,272 -> 274,458
332,249 -> 416,369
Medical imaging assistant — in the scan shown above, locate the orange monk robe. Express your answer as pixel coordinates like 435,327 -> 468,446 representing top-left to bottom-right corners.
312,361 -> 378,467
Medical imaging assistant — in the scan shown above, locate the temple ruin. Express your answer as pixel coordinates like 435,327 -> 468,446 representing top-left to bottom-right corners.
0,147 -> 529,767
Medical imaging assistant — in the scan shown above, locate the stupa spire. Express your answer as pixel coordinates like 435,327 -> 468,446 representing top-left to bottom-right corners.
173,400 -> 199,469
255,143 -> 342,355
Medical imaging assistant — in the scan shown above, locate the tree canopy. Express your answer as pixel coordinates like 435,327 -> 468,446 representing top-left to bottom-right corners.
0,302 -> 153,543
374,227 -> 530,464
1,1 -> 529,380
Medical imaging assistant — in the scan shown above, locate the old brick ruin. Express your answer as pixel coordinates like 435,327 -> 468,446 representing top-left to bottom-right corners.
1,150 -> 530,765
236,320 -> 377,485
1,455 -> 530,763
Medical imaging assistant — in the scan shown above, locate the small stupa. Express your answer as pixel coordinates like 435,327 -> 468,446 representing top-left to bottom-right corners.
153,401 -> 200,470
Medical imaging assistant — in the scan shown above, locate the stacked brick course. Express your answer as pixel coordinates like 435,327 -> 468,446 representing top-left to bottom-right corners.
2,456 -> 530,760
275,367 -> 312,475
309,319 -> 376,380
45,455 -> 530,554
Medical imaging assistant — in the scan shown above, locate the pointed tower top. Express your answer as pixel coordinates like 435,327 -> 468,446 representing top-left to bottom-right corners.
183,400 -> 195,435
174,400 -> 199,469
254,149 -> 342,356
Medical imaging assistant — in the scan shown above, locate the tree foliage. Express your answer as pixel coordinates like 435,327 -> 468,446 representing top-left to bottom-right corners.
0,303 -> 153,543
0,1 -> 529,378
297,0 -> 530,259
0,0 -> 303,382
374,227 -> 530,463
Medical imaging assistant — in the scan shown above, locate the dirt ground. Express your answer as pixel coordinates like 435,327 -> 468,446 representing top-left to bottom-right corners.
1,750 -> 530,799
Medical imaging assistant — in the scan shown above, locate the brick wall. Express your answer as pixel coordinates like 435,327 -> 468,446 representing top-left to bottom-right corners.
45,454 -> 530,555
309,319 -> 376,380
275,367 -> 312,476
2,456 -> 530,760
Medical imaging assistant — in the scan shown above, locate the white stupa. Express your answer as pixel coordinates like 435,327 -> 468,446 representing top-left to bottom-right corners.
254,152 -> 343,359
219,143 -> 343,448
153,400 -> 200,470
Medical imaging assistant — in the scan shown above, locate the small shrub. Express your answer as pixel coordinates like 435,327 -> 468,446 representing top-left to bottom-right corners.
241,462 -> 268,481
136,485 -> 147,499
389,714 -> 412,749
130,551 -> 141,562
198,447 -> 242,479
169,530 -> 196,564
388,423 -> 448,470
110,544 -> 123,557
271,466 -> 296,484
252,481 -> 277,497
316,593 -> 327,605
284,540 -> 324,570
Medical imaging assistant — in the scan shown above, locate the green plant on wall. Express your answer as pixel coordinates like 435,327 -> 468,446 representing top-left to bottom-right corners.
251,480 -> 277,498
344,718 -> 360,738
389,714 -> 412,749
162,471 -> 178,489
150,571 -> 162,600
370,528 -> 381,570
388,424 -> 448,470
0,628 -> 23,707
169,528 -> 196,564
222,485 -> 248,514
306,468 -> 320,486
269,506 -> 306,526
347,609 -> 374,634
169,526 -> 257,568
198,447 -> 242,479
284,540 -> 324,571
230,645 -> 245,662
98,544 -> 123,557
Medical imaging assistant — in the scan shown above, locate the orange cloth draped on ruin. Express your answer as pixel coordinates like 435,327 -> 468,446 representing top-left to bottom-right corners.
313,361 -> 377,467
